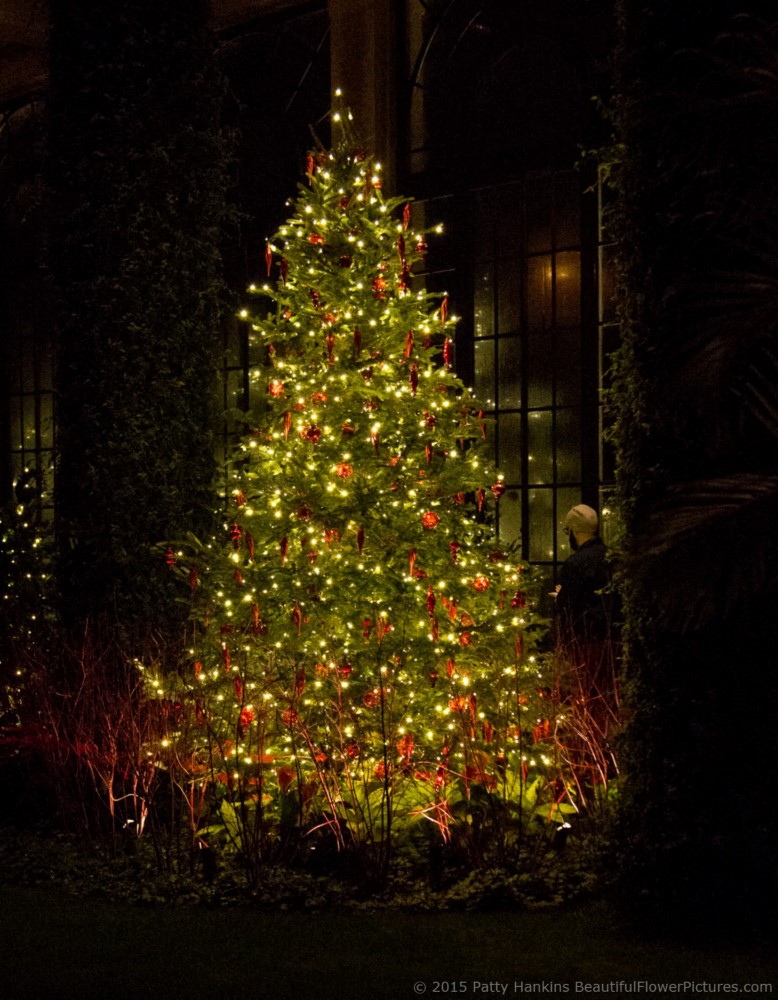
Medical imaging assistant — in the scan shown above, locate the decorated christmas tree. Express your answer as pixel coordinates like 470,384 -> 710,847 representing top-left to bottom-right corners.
150,99 -> 557,871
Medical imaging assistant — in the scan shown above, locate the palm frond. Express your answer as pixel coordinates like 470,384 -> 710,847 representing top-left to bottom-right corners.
629,473 -> 778,632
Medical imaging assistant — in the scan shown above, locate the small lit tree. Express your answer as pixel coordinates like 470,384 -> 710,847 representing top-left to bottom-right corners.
151,100 -> 559,880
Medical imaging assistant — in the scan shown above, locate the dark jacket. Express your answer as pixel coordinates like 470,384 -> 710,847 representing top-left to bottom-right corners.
556,536 -> 611,644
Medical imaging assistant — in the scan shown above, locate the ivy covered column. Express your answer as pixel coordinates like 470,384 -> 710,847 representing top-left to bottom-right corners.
611,0 -> 778,935
46,1 -> 234,645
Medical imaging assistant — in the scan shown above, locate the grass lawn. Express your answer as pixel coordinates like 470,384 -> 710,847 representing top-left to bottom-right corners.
2,886 -> 776,1000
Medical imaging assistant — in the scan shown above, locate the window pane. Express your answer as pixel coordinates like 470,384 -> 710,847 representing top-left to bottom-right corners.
555,407 -> 581,483
474,264 -> 494,338
39,400 -> 54,451
528,488 -> 553,562
23,396 -> 37,450
527,332 -> 552,408
473,339 -> 495,406
555,251 -> 580,326
555,326 -> 581,405
526,410 -> 553,484
496,411 -> 521,482
496,257 -> 521,334
40,459 -> 55,503
482,411 -> 497,464
497,488 -> 521,546
497,336 -> 521,409
9,396 -> 22,449
527,255 -> 552,332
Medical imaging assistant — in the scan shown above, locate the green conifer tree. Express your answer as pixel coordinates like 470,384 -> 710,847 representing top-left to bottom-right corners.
152,102 -> 556,866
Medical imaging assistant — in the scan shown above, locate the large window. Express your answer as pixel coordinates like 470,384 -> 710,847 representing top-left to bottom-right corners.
4,292 -> 55,518
0,101 -> 53,519
402,0 -> 611,584
472,170 -> 586,576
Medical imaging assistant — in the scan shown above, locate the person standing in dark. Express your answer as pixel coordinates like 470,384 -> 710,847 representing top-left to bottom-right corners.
556,504 -> 610,648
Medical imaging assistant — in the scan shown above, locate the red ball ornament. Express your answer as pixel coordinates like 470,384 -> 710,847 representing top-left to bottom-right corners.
363,690 -> 382,709
422,511 -> 440,530
472,575 -> 490,592
336,462 -> 353,478
301,424 -> 322,444
492,481 -> 506,499
342,422 -> 356,437
281,708 -> 299,728
268,380 -> 285,397
238,708 -> 255,734
311,390 -> 328,404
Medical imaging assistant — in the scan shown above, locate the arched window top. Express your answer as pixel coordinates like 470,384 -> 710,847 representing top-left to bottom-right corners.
405,0 -> 608,181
